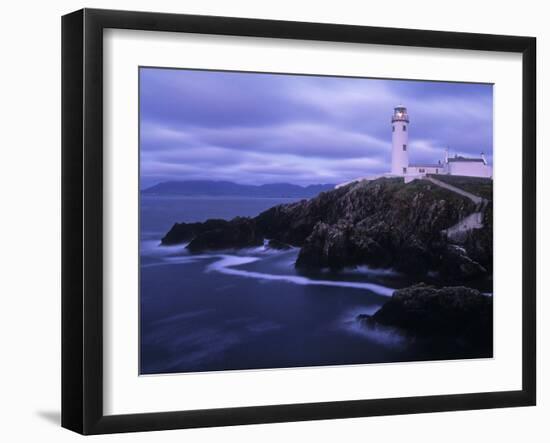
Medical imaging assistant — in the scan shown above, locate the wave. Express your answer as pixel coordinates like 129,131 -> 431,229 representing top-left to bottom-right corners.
347,319 -> 407,348
141,240 -> 396,297
341,308 -> 406,348
346,265 -> 400,277
206,255 -> 395,297
141,240 -> 189,256
140,255 -> 206,269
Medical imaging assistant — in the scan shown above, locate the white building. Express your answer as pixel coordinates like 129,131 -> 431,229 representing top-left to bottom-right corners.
390,104 -> 492,180
336,105 -> 492,189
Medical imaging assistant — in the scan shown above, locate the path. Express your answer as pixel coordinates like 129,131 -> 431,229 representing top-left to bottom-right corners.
425,177 -> 485,205
425,177 -> 489,241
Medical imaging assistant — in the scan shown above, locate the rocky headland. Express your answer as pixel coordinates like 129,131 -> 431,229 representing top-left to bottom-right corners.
161,176 -> 493,285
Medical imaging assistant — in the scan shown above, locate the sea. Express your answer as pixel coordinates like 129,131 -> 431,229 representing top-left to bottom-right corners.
140,194 -> 477,375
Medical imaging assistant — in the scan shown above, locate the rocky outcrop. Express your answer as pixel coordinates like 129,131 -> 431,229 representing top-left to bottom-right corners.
188,217 -> 263,253
294,221 -> 392,270
161,177 -> 492,284
357,284 -> 493,352
437,244 -> 488,283
163,217 -> 263,252
161,219 -> 230,245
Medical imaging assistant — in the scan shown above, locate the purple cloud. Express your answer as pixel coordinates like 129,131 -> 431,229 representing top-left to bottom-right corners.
140,68 -> 493,188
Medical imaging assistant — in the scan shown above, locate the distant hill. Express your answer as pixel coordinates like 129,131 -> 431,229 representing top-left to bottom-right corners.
142,180 -> 335,198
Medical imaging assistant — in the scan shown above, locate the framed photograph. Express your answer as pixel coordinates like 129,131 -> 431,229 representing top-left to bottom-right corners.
62,8 -> 536,435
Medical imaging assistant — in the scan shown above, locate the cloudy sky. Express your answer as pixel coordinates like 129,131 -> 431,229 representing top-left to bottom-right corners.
139,68 -> 493,188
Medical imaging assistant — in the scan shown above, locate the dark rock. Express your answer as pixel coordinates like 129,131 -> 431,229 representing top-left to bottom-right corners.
186,217 -> 263,252
266,239 -> 292,250
161,219 -> 229,245
359,283 -> 493,352
392,237 -> 432,276
296,222 -> 350,269
438,244 -> 488,283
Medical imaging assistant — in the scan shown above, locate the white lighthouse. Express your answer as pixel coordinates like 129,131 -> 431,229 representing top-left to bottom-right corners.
391,105 -> 409,175
335,103 -> 493,189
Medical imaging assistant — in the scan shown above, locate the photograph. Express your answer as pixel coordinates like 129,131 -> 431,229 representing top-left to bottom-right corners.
139,68 -> 494,375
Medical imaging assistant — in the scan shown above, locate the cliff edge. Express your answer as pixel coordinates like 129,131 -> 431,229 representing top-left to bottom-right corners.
161,177 -> 493,284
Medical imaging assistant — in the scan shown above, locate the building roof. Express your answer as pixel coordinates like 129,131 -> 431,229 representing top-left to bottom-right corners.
448,156 -> 484,163
409,164 -> 442,168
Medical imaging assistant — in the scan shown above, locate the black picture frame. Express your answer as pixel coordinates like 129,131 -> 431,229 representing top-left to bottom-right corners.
62,8 -> 536,435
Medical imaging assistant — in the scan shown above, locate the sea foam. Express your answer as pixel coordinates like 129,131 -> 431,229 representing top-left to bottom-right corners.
206,255 -> 395,297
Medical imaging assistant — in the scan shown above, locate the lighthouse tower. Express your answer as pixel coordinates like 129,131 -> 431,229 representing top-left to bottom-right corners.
391,105 -> 409,175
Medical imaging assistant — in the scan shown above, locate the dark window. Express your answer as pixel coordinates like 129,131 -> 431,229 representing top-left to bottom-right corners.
403,144 -> 407,151
419,168 -> 425,173
392,125 -> 395,132
403,125 -> 407,131
402,167 -> 407,174
436,169 -> 439,174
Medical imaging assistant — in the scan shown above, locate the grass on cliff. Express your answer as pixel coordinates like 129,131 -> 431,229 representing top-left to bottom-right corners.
427,174 -> 493,201
349,177 -> 478,210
